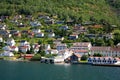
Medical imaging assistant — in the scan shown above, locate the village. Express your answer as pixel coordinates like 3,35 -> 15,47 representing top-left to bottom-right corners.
0,14 -> 120,65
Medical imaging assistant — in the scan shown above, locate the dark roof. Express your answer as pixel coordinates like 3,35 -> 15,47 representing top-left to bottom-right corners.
20,40 -> 26,43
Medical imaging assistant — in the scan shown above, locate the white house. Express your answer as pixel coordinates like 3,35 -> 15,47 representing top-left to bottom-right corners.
0,36 -> 3,42
35,33 -> 44,38
0,51 -> 14,57
45,44 -> 51,50
32,43 -> 40,54
104,33 -> 113,40
51,49 -> 58,54
32,29 -> 41,34
3,46 -> 11,51
10,46 -> 19,52
0,24 -> 6,30
19,46 -> 30,53
57,50 -> 73,59
70,42 -> 92,50
30,21 -> 41,27
56,43 -> 67,51
45,49 -> 58,54
117,43 -> 120,47
90,46 -> 120,57
90,47 -> 111,56
54,50 -> 73,63
48,32 -> 55,38
20,40 -> 29,46
6,38 -> 15,46
69,34 -> 78,40
59,25 -> 69,30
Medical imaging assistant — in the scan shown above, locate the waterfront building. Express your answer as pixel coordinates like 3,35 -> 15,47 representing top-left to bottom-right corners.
90,47 -> 111,56
88,57 -> 120,64
69,53 -> 81,63
54,50 -> 73,63
90,46 -> 120,57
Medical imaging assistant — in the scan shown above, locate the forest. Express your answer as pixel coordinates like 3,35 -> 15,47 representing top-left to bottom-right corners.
0,0 -> 120,27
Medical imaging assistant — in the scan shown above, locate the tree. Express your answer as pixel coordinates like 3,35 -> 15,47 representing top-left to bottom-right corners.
78,16 -> 83,24
108,39 -> 114,46
38,50 -> 45,56
82,37 -> 90,42
95,39 -> 105,46
38,40 -> 42,45
90,16 -> 97,25
113,30 -> 120,45
30,44 -> 34,54
30,54 -> 41,61
93,53 -> 102,57
0,42 -> 5,48
26,50 -> 31,54
81,55 -> 88,61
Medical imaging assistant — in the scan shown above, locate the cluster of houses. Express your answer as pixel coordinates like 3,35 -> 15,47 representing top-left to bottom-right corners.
0,15 -> 120,63
46,42 -> 120,63
0,38 -> 40,57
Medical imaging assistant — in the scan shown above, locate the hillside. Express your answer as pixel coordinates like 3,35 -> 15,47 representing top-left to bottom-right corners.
106,0 -> 120,20
0,0 -> 120,26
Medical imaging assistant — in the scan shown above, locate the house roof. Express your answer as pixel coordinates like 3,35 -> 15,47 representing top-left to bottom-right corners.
73,53 -> 81,58
19,46 -> 29,49
70,34 -> 78,36
33,44 -> 40,48
90,25 -> 103,28
21,54 -> 34,57
111,47 -> 120,52
10,30 -> 19,34
72,50 -> 88,53
20,40 -> 26,43
56,43 -> 67,47
90,46 -> 111,51
10,46 -> 17,49
7,38 -> 14,41
72,42 -> 91,47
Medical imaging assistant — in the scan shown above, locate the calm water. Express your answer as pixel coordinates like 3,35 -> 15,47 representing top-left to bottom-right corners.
0,60 -> 120,80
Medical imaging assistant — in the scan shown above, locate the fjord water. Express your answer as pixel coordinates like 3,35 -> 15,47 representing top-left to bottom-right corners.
0,61 -> 120,80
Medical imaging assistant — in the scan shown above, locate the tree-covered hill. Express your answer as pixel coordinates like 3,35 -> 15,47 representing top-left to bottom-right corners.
0,0 -> 120,26
106,0 -> 120,20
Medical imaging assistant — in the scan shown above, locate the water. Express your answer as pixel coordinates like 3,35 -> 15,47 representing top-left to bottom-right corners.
0,60 -> 120,80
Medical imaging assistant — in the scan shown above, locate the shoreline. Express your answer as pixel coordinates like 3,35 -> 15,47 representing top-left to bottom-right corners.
1,59 -> 120,67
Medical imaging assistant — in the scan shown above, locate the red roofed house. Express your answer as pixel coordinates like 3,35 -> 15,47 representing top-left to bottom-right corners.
19,46 -> 30,53
28,32 -> 34,38
10,46 -> 18,52
21,54 -> 34,59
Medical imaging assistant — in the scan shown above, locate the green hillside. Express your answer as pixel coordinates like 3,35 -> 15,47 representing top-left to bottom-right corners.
0,0 -> 120,26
